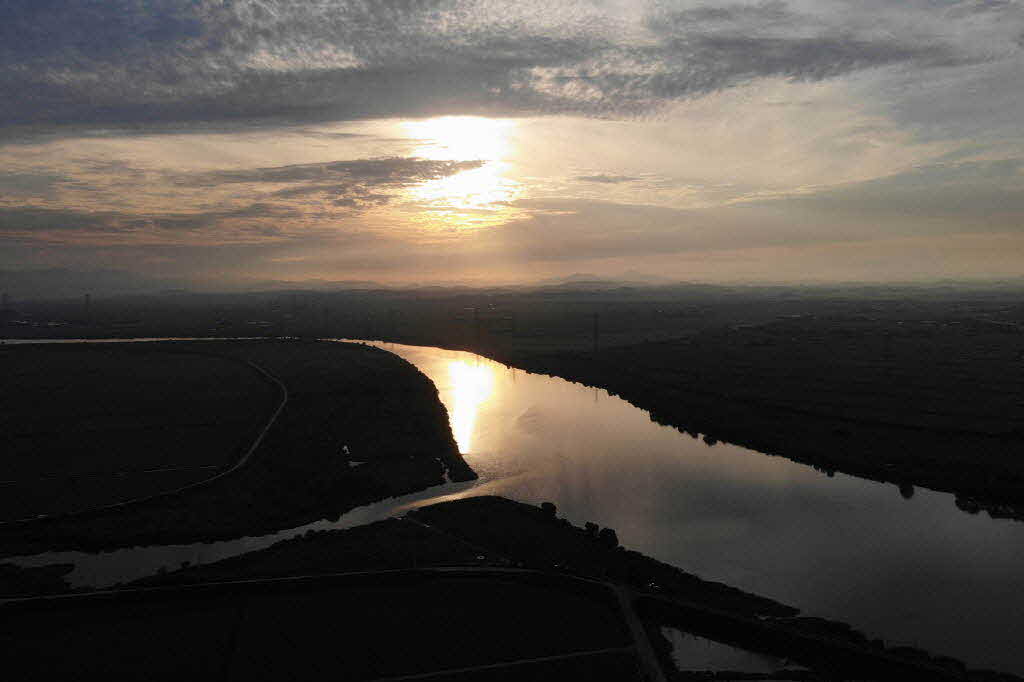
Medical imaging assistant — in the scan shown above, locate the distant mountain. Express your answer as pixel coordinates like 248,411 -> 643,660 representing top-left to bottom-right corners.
533,272 -> 676,289
618,270 -> 675,285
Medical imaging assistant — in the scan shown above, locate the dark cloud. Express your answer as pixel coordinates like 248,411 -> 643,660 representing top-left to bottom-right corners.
0,0 -> 996,128
126,204 -> 302,232
689,35 -> 959,80
0,171 -> 69,198
0,156 -> 487,240
0,207 -> 122,233
183,156 -> 485,212
0,120 -> 371,146
650,1 -> 796,27
179,158 -> 484,186
0,202 -> 298,236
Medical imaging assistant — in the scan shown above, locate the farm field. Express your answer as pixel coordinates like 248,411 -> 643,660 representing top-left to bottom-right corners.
0,345 -> 277,521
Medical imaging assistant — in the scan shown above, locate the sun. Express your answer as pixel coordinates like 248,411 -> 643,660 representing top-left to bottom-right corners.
399,116 -> 522,225
400,116 -> 516,161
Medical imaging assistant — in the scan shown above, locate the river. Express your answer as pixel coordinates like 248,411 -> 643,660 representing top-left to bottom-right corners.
8,339 -> 1024,674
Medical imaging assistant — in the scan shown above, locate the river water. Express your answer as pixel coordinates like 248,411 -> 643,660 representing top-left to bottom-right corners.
8,339 -> 1024,674
368,342 -> 1024,675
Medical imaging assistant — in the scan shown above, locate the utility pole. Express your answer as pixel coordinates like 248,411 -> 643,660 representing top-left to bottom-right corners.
883,330 -> 894,379
474,307 -> 481,349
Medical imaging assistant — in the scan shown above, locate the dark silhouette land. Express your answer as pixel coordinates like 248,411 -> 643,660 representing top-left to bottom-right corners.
3,281 -> 1024,679
4,497 -> 1015,680
0,340 -> 473,557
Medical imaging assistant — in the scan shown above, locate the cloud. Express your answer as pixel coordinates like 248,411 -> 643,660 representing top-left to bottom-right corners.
0,171 -> 69,198
177,157 -> 484,187
861,54 -> 1024,145
1,0 -> 1013,128
741,158 -> 1024,225
0,207 -> 122,233
0,155 -> 488,243
180,156 -> 486,212
0,203 -> 298,240
575,174 -> 637,183
458,159 -> 1024,266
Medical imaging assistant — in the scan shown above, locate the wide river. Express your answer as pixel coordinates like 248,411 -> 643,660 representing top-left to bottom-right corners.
381,342 -> 1024,674
9,339 -> 1024,674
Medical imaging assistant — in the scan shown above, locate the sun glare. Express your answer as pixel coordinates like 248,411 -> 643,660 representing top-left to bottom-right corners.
400,116 -> 522,227
447,358 -> 496,453
401,116 -> 515,161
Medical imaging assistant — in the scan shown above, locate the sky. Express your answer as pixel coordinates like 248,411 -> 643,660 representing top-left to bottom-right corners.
2,0 -> 1024,293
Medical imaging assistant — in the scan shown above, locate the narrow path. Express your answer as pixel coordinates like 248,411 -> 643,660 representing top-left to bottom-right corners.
217,359 -> 288,475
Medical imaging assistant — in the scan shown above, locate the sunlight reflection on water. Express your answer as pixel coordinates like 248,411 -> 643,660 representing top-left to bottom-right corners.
448,358 -> 496,453
371,342 -> 1024,676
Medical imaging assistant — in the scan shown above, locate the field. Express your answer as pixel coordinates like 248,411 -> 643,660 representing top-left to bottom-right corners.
3,570 -> 638,682
0,345 -> 277,521
0,340 -> 471,557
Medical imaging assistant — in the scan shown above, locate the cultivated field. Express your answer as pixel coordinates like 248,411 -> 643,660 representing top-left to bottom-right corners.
0,345 -> 277,521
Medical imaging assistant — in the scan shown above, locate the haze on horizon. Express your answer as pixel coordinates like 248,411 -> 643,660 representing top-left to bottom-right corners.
2,0 -> 1024,295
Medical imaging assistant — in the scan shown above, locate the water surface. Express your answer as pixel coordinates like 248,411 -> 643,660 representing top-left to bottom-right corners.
368,341 -> 1024,675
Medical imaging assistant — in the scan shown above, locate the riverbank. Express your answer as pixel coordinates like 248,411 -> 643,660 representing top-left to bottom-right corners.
0,339 -> 474,558
6,496 -> 1014,680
